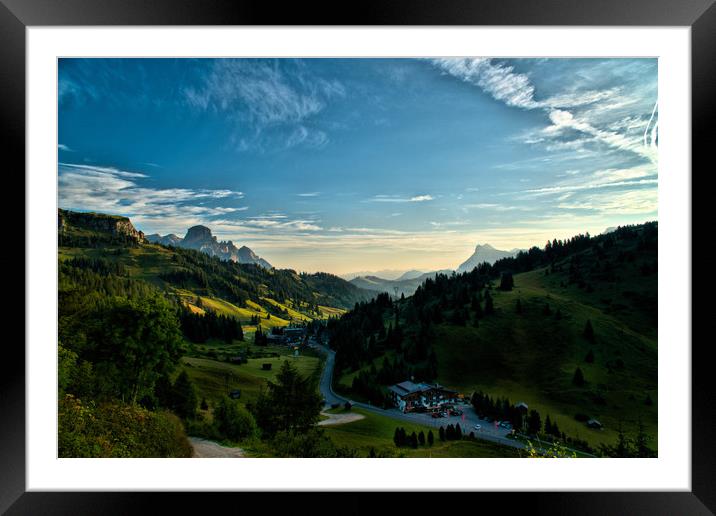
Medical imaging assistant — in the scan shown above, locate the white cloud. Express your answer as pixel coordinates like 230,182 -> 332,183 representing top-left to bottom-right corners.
557,189 -> 657,215
297,192 -> 320,197
432,58 -> 658,164
367,194 -> 434,203
183,60 -> 344,149
58,144 -> 73,152
58,163 -> 246,235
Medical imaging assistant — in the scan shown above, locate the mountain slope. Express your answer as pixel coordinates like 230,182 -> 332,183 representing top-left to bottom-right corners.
58,209 -> 373,318
396,270 -> 425,281
174,225 -> 273,269
330,222 -> 658,453
349,270 -> 452,297
456,243 -> 519,273
146,233 -> 183,247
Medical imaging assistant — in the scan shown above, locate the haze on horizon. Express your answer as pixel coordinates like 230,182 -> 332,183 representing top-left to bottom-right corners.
58,58 -> 658,276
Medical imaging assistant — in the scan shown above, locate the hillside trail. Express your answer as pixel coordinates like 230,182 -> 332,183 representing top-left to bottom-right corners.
317,411 -> 365,426
190,437 -> 246,458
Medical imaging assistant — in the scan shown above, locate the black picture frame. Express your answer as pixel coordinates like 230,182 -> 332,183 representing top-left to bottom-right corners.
3,0 -> 712,513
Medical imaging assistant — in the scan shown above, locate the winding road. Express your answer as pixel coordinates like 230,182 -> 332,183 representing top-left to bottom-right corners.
312,341 -> 526,451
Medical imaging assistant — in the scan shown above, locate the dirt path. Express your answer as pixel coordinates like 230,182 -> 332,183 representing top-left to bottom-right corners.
317,411 -> 365,426
190,437 -> 246,458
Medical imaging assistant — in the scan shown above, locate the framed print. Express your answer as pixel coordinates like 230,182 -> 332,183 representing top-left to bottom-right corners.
3,0 -> 713,513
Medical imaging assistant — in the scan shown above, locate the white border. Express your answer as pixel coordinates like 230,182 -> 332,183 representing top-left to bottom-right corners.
27,27 -> 691,491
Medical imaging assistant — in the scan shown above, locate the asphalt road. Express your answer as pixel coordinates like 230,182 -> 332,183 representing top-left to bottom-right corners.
311,341 -> 525,451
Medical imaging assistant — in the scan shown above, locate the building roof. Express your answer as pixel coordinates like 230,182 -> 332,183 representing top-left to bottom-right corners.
388,381 -> 457,398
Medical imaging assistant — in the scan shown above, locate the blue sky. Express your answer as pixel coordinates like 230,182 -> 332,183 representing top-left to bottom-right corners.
58,58 -> 658,274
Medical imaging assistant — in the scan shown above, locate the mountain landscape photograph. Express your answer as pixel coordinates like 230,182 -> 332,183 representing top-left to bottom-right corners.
57,57 -> 658,459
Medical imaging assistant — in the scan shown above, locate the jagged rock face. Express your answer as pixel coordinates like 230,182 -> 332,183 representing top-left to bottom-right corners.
178,225 -> 272,268
146,233 -> 183,246
456,243 -> 519,272
58,209 -> 145,243
182,225 -> 215,248
238,246 -> 272,269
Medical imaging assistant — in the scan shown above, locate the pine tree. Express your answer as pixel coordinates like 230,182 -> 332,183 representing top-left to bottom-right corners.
551,419 -> 560,437
418,431 -> 426,446
446,424 -> 455,440
527,410 -> 542,435
410,432 -> 418,448
474,299 -> 483,319
499,272 -> 514,291
439,426 -> 445,441
572,367 -> 585,387
583,319 -> 595,342
171,370 -> 197,420
484,292 -> 494,315
427,430 -> 434,446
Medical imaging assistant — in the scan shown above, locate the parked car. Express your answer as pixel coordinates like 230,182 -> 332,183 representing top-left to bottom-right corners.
431,412 -> 442,418
473,424 -> 482,431
500,421 -> 512,429
450,409 -> 463,416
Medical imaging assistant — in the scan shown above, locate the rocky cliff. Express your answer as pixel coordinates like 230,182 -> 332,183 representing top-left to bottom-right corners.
58,209 -> 146,243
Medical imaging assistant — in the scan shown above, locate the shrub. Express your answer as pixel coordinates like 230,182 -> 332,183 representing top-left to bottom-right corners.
213,396 -> 258,441
271,428 -> 357,458
58,394 -> 192,458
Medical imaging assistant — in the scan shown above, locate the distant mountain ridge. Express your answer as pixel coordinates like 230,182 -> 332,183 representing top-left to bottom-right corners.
396,269 -> 425,281
59,208 -> 373,312
349,269 -> 452,298
349,242 -> 524,297
456,243 -> 520,273
147,225 -> 272,269
145,233 -> 182,247
340,269 -> 414,281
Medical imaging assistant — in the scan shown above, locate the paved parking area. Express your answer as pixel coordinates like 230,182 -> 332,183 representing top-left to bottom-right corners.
311,341 -> 522,449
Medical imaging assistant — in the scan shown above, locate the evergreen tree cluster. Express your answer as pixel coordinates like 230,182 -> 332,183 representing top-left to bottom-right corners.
438,424 -> 464,441
470,391 -> 525,430
156,247 -> 371,312
393,427 -> 432,449
179,307 -> 244,343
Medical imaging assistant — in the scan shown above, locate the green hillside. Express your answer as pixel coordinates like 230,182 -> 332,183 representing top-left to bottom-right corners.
328,223 -> 658,456
57,209 -> 365,458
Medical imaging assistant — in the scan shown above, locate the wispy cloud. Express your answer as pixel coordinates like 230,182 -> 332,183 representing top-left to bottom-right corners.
58,144 -> 73,152
184,59 -> 344,150
556,189 -> 657,215
431,58 -> 658,164
522,164 -> 656,196
58,163 -> 246,234
297,192 -> 320,197
431,58 -> 619,111
367,194 -> 434,203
